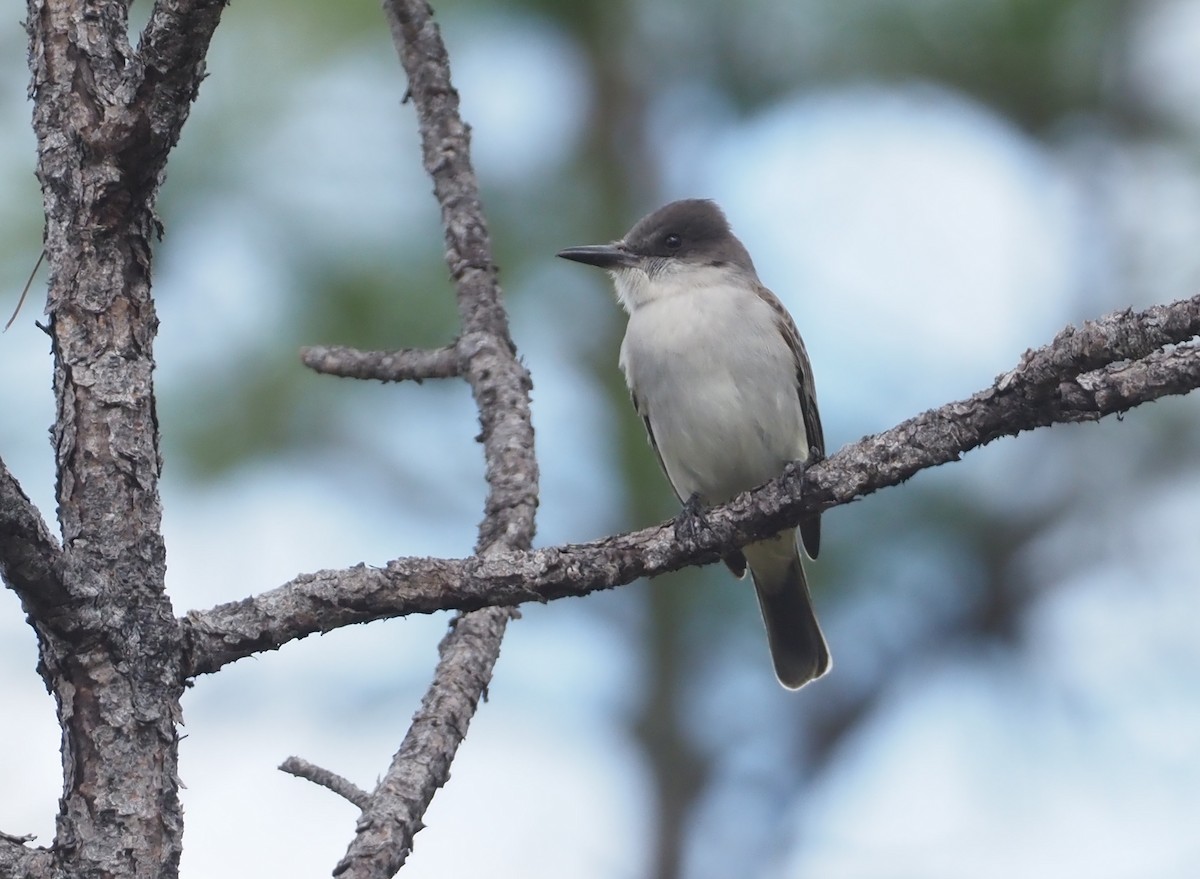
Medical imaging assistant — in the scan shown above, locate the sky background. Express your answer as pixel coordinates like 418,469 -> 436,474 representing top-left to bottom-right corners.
3,1 -> 1200,877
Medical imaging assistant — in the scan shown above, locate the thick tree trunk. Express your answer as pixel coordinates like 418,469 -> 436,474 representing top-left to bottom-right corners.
19,0 -> 224,874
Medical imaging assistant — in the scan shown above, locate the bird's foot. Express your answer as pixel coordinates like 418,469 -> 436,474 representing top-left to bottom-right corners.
674,493 -> 715,548
784,449 -> 822,488
783,458 -> 808,487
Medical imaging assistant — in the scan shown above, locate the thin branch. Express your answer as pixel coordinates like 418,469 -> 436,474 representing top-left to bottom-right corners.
180,298 -> 1200,677
133,0 -> 230,165
333,610 -> 509,878
290,2 -> 541,876
998,296 -> 1200,393
300,345 -> 460,382
279,757 -> 371,810
0,457 -> 66,614
1054,340 -> 1200,415
387,0 -> 539,553
3,249 -> 44,332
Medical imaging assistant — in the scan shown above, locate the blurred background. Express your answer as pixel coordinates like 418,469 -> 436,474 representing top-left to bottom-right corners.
3,0 -> 1200,876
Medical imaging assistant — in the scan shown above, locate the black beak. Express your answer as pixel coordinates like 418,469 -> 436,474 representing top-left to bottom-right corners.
556,243 -> 636,270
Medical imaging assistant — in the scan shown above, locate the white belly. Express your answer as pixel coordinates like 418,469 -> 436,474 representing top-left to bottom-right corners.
620,284 -> 810,504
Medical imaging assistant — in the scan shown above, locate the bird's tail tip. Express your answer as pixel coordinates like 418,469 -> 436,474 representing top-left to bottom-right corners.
749,548 -> 831,690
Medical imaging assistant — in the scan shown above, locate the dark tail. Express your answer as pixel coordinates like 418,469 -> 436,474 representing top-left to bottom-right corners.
744,533 -> 831,690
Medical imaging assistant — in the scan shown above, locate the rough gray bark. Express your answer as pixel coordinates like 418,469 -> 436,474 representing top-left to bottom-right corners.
280,758 -> 372,810
9,0 -> 226,876
317,2 -> 539,877
301,344 -> 461,382
0,462 -> 64,613
3,0 -> 1200,877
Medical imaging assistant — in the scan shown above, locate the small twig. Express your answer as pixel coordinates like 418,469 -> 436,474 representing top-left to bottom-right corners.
279,757 -> 371,810
1054,340 -> 1200,416
300,344 -> 460,382
4,250 -> 44,332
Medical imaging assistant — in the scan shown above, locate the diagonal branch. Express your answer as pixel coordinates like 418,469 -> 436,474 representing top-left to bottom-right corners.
180,306 -> 1200,677
132,0 -> 230,168
998,295 -> 1200,393
0,457 -> 66,617
335,609 -> 509,877
300,345 -> 460,383
286,2 -> 542,877
1053,340 -> 1200,414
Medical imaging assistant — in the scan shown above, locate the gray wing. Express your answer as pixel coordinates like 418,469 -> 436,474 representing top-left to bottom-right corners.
794,333 -> 824,560
629,390 -> 678,503
758,285 -> 824,560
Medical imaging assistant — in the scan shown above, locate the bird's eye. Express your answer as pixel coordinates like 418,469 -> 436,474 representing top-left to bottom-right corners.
664,233 -> 682,250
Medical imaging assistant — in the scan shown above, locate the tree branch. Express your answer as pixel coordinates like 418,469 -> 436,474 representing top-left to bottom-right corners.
1053,341 -> 1200,416
0,457 -> 66,613
997,297 -> 1200,393
280,2 -> 542,876
279,758 -> 371,810
334,609 -> 509,878
180,295 -> 1200,677
133,0 -> 230,171
300,345 -> 460,382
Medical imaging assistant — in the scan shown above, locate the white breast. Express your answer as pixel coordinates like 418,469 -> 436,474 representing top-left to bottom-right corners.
618,268 -> 810,504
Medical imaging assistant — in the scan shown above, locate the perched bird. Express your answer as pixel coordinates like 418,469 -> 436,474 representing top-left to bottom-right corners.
558,199 -> 829,689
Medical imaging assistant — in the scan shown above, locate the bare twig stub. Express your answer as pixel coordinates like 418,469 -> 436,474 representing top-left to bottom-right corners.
0,835 -> 52,878
280,758 -> 372,811
301,345 -> 461,382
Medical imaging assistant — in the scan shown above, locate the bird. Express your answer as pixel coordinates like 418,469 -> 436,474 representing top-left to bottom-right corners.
557,198 -> 830,689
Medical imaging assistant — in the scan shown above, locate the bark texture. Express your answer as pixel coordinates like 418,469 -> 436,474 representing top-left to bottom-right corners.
301,344 -> 461,382
14,0 -> 226,875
